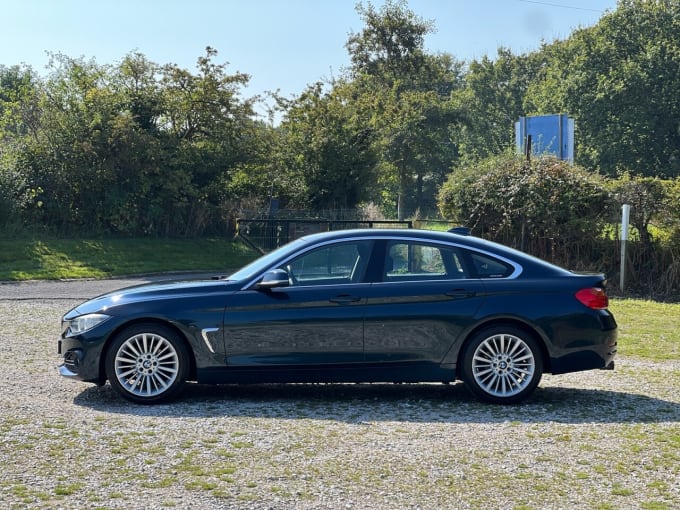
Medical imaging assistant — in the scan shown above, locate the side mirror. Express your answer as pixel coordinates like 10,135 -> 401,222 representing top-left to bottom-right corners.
255,269 -> 290,290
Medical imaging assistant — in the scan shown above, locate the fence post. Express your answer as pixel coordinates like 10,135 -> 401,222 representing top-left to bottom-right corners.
620,204 -> 631,293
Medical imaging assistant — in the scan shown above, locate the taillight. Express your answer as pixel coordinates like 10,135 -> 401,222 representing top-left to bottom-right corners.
575,287 -> 609,310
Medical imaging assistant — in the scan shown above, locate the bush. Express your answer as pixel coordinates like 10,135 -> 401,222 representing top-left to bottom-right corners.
438,153 -> 611,247
438,154 -> 680,298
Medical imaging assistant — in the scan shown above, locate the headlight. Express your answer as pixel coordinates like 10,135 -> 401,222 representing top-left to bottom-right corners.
66,314 -> 111,336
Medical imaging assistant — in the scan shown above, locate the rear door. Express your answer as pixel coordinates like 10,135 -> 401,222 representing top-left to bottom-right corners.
363,239 -> 487,364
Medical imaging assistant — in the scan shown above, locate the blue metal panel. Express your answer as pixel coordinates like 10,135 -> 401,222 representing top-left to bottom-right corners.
515,114 -> 574,163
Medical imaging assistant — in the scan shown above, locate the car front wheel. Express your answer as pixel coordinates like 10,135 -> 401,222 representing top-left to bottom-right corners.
461,326 -> 543,404
105,324 -> 189,404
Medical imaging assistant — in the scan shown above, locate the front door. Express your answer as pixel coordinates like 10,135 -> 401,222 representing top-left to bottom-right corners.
223,240 -> 373,366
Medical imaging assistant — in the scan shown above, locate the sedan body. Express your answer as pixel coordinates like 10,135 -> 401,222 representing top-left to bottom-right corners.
58,229 -> 617,404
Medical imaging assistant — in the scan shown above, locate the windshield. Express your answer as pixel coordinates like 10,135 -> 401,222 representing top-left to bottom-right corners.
227,238 -> 308,282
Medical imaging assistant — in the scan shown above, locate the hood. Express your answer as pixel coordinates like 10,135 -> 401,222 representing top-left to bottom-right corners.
66,278 -> 242,317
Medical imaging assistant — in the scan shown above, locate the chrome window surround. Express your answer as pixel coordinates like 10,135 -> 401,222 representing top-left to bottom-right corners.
241,235 -> 523,290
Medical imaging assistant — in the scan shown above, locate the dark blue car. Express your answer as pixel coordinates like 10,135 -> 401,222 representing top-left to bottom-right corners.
59,229 -> 617,404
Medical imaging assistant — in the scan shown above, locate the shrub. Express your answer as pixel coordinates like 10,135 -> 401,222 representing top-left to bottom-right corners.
438,153 -> 611,248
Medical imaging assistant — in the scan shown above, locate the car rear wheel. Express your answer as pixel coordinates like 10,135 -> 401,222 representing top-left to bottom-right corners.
461,326 -> 543,404
105,324 -> 189,404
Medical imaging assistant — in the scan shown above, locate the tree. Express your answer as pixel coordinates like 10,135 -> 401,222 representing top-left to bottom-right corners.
156,47 -> 259,234
160,47 -> 253,144
526,0 -> 680,177
0,64 -> 41,141
278,81 -> 377,210
0,65 -> 40,229
18,53 -> 120,230
453,48 -> 542,162
115,52 -> 163,132
346,0 -> 465,219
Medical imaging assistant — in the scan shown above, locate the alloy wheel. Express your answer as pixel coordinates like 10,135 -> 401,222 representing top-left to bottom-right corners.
470,333 -> 536,398
113,332 -> 180,398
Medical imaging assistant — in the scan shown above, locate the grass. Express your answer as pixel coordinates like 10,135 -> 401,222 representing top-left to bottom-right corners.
608,299 -> 680,361
0,236 -> 258,280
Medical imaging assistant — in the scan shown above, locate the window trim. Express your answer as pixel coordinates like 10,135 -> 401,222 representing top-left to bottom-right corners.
242,235 -> 523,290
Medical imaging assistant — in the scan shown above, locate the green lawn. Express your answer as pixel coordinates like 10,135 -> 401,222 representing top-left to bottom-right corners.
0,236 -> 258,280
609,299 -> 680,362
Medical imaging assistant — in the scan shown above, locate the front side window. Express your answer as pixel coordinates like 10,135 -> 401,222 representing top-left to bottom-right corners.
280,241 -> 372,286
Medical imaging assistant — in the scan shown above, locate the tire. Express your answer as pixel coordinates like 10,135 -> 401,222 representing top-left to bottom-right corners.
461,326 -> 543,404
105,323 -> 189,404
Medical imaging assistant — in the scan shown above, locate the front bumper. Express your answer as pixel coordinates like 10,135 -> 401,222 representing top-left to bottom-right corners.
59,363 -> 79,378
57,334 -> 107,385
57,345 -> 84,378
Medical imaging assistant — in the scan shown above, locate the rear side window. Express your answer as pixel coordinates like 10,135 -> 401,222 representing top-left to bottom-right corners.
384,242 -> 466,281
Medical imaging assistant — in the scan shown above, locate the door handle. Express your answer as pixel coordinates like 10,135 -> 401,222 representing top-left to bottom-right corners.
445,289 -> 476,299
330,294 -> 361,304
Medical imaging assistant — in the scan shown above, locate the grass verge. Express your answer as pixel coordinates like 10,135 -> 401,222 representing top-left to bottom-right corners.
0,236 -> 258,280
609,299 -> 680,361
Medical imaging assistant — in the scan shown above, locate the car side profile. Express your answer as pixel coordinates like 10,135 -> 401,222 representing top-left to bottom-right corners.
58,228 -> 617,405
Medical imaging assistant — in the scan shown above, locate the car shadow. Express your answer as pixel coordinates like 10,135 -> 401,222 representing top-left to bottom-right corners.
73,382 -> 680,425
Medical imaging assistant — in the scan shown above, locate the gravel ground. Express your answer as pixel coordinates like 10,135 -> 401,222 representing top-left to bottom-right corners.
0,283 -> 678,509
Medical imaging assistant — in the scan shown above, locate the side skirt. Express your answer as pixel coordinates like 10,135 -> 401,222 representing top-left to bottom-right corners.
196,363 -> 457,385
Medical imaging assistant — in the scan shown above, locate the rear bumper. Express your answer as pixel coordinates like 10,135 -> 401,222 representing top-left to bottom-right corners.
550,327 -> 617,375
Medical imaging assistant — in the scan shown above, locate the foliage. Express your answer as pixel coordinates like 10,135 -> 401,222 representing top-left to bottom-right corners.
439,153 -> 680,297
609,173 -> 668,248
2,49 -> 262,236
662,177 -> 680,230
0,64 -> 40,141
438,153 -> 611,246
525,0 -> 680,177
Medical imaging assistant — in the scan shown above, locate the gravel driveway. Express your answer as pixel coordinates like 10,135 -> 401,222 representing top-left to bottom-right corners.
0,278 -> 678,509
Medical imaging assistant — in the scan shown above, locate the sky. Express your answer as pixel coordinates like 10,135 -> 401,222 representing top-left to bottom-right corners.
2,0 -> 618,115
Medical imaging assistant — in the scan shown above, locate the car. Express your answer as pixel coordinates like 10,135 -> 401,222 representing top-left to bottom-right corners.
58,228 -> 617,405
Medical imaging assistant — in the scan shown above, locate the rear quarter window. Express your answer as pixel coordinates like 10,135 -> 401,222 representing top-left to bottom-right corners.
469,251 -> 514,278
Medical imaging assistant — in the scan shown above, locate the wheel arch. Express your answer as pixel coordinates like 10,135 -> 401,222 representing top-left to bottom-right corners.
455,318 -> 551,377
98,318 -> 198,384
